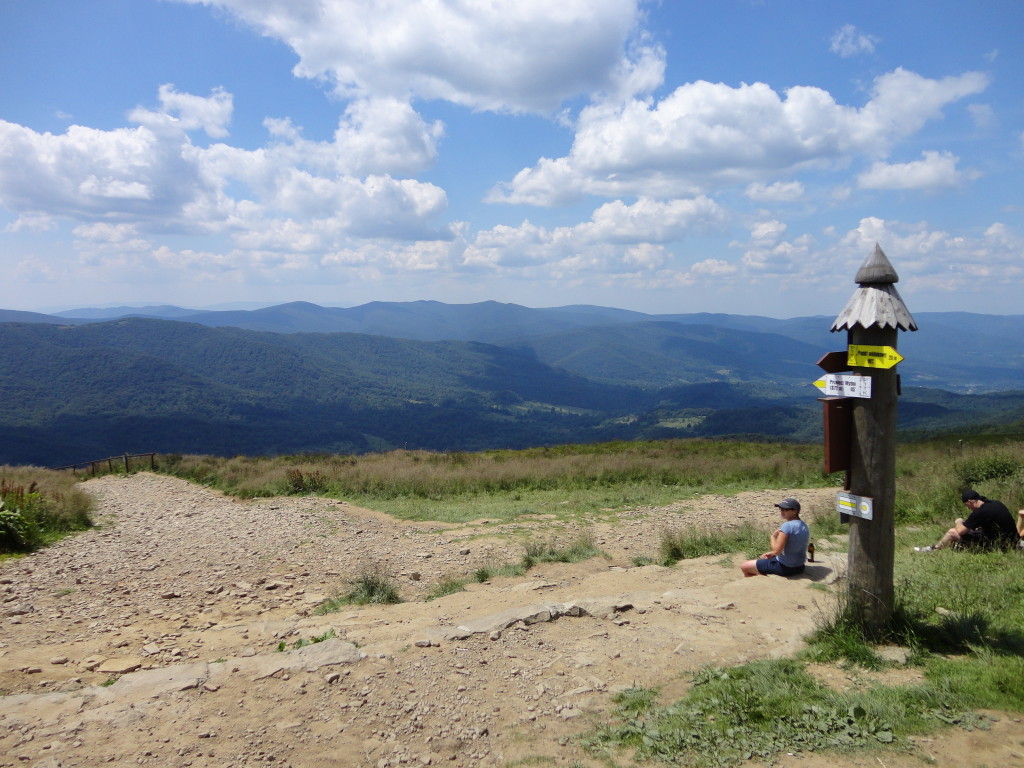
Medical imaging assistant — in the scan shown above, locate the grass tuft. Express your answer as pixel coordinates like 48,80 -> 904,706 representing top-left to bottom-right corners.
276,629 -> 337,652
316,565 -> 401,612
803,588 -> 889,669
424,577 -> 468,601
656,521 -> 766,565
473,561 -> 527,582
521,531 -> 605,569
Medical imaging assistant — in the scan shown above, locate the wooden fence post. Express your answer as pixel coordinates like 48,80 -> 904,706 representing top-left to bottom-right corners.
830,244 -> 917,635
50,452 -> 156,474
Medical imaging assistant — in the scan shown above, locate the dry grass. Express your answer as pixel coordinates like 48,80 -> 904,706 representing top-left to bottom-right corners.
157,439 -> 832,501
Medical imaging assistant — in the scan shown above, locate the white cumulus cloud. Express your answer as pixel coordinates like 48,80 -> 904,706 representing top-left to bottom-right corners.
582,196 -> 727,243
829,24 -> 879,58
749,220 -> 787,245
260,98 -> 444,177
129,84 -> 234,138
461,196 -> 726,274
491,68 -> 989,206
0,86 -> 451,254
857,150 -> 966,190
177,0 -> 657,114
724,216 -> 1024,294
745,181 -> 804,202
4,212 -> 55,233
0,119 -> 201,220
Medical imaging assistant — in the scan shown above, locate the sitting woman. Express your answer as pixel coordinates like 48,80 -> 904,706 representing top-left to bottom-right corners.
740,498 -> 809,577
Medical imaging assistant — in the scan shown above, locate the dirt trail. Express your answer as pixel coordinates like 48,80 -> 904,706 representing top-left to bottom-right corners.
1,474 -> 1020,767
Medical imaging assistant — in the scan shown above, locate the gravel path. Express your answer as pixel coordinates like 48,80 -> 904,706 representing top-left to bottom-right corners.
2,474 -> 1009,768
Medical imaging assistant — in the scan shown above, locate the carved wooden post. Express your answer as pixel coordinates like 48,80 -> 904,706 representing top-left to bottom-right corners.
831,244 -> 916,634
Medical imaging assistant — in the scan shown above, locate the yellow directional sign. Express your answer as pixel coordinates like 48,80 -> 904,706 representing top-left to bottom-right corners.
847,344 -> 903,369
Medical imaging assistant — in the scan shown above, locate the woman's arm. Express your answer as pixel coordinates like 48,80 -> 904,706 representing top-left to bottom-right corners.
764,529 -> 789,558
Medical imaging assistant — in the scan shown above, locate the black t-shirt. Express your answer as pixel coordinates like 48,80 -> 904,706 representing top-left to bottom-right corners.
963,500 -> 1018,544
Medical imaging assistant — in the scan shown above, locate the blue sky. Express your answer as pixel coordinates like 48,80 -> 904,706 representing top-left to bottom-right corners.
1,0 -> 1021,317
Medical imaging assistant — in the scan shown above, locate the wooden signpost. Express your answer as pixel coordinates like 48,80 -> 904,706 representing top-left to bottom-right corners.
828,244 -> 916,634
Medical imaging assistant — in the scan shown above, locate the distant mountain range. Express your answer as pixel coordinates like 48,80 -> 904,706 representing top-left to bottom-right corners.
9,299 -> 1024,392
2,301 -> 1022,466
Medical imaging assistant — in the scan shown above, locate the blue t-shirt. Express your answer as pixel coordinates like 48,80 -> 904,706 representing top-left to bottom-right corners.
778,518 -> 810,568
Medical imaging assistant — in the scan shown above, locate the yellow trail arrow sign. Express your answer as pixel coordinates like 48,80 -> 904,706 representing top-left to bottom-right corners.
847,344 -> 903,369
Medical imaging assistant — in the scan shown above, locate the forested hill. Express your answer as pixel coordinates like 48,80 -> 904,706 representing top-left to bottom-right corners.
2,308 -> 1024,466
0,318 -> 642,465
31,300 -> 1024,393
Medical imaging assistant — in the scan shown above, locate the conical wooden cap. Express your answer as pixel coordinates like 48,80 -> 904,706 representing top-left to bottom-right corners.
854,243 -> 900,284
832,244 -> 917,331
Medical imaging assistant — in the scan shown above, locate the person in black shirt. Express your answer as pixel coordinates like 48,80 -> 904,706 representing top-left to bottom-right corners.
913,489 -> 1018,552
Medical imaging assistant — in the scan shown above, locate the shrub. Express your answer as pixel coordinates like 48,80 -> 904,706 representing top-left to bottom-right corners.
0,500 -> 37,552
0,473 -> 93,554
954,454 -> 1019,486
285,468 -> 330,495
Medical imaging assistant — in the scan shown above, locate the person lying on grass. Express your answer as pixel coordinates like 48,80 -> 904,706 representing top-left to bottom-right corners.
740,498 -> 809,577
913,489 -> 1018,552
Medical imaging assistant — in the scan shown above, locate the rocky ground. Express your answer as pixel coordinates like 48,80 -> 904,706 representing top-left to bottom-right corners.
2,473 -> 1021,768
